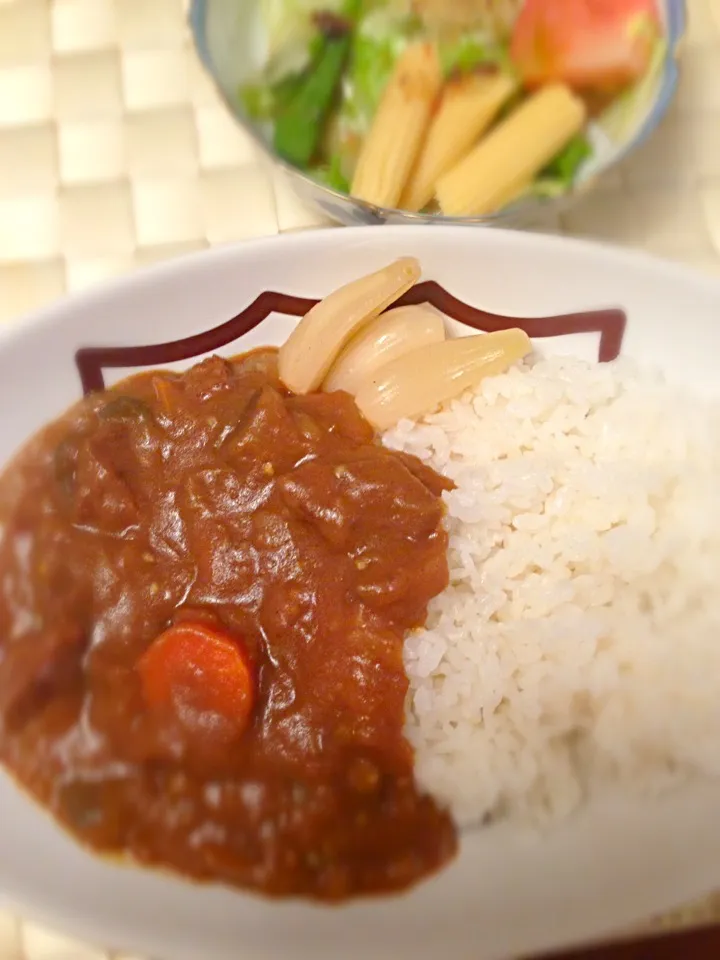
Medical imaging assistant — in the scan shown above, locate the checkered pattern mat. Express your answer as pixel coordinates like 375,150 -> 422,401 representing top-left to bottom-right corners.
0,0 -> 333,325
1,0 -> 720,956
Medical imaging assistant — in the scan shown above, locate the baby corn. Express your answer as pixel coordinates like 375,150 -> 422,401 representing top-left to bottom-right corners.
400,72 -> 517,213
436,83 -> 587,217
351,42 -> 443,209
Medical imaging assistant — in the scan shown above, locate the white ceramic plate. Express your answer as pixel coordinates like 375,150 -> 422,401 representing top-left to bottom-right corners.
1,226 -> 720,960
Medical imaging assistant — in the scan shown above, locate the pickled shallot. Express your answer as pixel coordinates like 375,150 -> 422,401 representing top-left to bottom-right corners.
322,303 -> 445,395
278,257 -> 420,393
354,327 -> 532,429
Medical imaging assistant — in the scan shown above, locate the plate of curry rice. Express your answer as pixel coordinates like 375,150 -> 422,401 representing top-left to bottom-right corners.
0,225 -> 720,960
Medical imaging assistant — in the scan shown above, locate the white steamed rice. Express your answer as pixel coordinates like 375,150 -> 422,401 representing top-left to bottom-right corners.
384,354 -> 720,828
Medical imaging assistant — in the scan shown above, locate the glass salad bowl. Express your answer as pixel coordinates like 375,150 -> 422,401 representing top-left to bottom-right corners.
189,0 -> 686,227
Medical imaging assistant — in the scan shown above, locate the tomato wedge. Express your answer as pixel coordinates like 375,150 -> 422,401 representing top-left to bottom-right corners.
138,621 -> 254,739
511,0 -> 661,94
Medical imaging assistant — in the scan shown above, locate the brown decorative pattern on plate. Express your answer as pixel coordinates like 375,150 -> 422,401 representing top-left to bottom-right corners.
75,281 -> 627,395
538,921 -> 720,959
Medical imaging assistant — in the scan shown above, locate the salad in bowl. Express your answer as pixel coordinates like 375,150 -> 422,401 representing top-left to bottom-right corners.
191,0 -> 685,224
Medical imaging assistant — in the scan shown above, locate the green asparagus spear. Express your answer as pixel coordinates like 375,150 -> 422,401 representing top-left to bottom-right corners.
273,7 -> 357,168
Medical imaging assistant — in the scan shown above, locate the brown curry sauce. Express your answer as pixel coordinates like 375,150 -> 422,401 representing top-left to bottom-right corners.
0,349 -> 457,900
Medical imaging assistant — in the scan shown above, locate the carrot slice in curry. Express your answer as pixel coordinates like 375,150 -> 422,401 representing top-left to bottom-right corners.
138,622 -> 254,737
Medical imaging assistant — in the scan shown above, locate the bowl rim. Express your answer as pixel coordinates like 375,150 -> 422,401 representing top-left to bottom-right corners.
187,0 -> 688,225
4,222 -> 720,347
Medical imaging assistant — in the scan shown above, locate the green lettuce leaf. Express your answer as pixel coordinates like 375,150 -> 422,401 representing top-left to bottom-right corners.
339,7 -> 421,133
310,153 -> 350,192
240,70 -> 306,121
541,133 -> 593,186
437,33 -> 508,78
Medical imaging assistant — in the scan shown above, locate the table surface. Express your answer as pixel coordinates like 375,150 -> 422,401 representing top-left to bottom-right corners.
1,0 -> 720,956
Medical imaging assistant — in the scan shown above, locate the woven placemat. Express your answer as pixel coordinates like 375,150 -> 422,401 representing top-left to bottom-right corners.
1,0 -> 720,956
